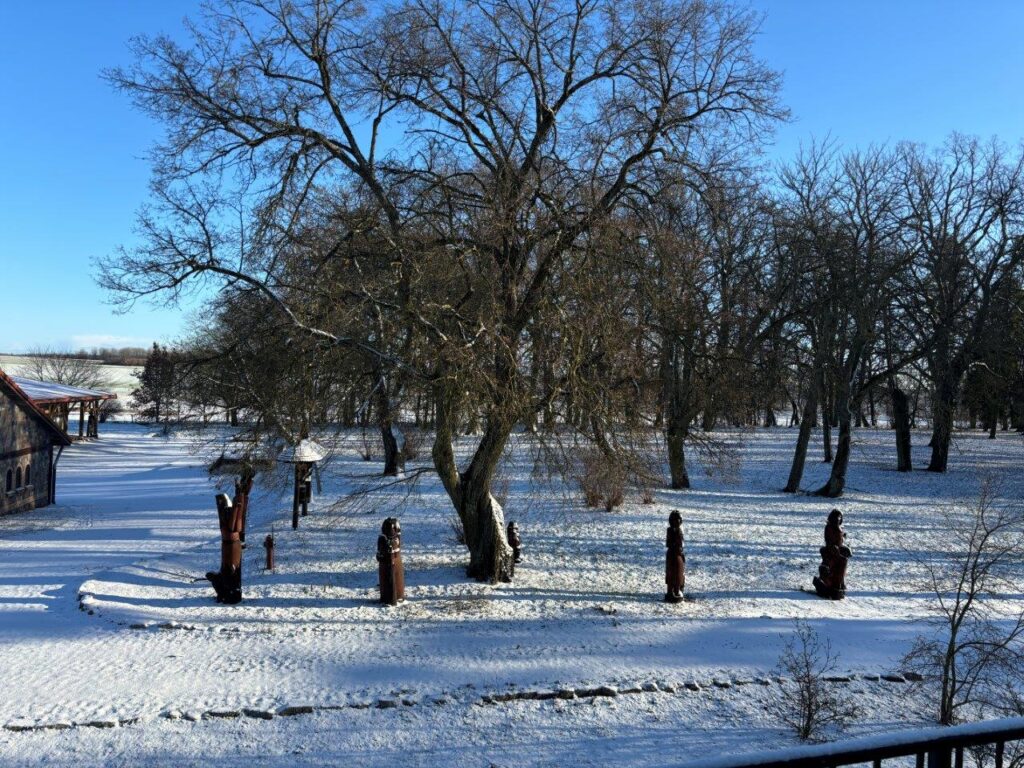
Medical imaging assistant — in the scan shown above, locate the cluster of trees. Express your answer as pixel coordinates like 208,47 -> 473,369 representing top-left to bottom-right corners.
101,0 -> 1024,581
67,346 -> 150,366
20,345 -> 149,366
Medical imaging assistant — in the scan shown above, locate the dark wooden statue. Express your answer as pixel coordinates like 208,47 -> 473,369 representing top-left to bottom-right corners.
376,517 -> 405,606
507,521 -> 522,563
813,508 -> 852,600
665,510 -> 686,603
206,491 -> 243,604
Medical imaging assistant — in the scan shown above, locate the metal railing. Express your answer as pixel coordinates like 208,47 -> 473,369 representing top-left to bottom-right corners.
681,717 -> 1024,768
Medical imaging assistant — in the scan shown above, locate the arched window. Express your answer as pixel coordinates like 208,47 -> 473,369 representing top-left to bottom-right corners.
15,467 -> 22,489
24,464 -> 31,487
4,469 -> 11,493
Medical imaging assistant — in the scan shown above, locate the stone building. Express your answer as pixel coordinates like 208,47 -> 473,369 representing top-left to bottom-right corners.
0,369 -> 71,515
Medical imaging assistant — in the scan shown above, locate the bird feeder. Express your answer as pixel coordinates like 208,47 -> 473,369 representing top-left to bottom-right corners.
280,438 -> 326,529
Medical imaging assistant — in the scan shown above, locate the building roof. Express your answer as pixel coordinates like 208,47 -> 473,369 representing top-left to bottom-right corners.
9,376 -> 117,405
0,370 -> 72,446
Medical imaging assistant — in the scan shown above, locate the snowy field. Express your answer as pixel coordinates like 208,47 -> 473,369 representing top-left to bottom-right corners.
0,354 -> 139,400
1,422 -> 1022,766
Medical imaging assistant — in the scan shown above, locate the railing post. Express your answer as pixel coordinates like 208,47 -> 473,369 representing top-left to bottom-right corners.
995,740 -> 1005,768
927,747 -> 952,768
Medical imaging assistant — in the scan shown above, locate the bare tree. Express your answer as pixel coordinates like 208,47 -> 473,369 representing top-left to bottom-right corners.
777,145 -> 922,496
100,0 -> 786,581
899,137 -> 1024,473
23,347 -> 115,391
902,479 -> 1024,726
772,620 -> 861,741
23,347 -> 120,420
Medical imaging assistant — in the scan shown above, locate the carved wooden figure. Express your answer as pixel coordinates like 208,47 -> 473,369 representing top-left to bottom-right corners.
813,508 -> 852,600
206,491 -> 243,604
377,517 -> 405,605
665,510 -> 686,603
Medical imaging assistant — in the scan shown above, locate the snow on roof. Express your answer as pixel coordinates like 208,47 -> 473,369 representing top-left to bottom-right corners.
279,438 -> 327,463
0,370 -> 72,445
10,376 -> 117,404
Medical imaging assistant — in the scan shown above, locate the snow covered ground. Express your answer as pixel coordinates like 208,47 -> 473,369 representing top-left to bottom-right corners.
1,422 -> 1022,766
0,354 -> 139,400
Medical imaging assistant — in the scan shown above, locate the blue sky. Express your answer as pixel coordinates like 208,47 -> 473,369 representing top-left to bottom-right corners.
1,1 -> 1022,353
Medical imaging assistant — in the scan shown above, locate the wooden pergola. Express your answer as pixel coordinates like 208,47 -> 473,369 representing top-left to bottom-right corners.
10,376 -> 118,440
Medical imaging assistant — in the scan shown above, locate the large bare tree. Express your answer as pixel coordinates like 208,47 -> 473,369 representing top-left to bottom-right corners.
100,0 -> 785,581
899,136 -> 1024,473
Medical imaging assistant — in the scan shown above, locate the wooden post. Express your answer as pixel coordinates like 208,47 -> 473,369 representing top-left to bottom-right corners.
78,402 -> 85,439
263,535 -> 275,570
300,464 -> 310,517
291,464 -> 300,530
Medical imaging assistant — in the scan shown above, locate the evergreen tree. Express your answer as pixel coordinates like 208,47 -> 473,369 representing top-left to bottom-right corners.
131,343 -> 178,432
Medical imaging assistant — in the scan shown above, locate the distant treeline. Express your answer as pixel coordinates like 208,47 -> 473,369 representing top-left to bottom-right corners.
39,347 -> 149,366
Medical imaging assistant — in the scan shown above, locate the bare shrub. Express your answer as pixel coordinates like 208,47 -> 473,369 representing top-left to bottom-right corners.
640,488 -> 655,505
772,620 -> 860,741
902,479 -> 1024,725
577,449 -> 626,511
577,449 -> 605,507
604,486 -> 624,512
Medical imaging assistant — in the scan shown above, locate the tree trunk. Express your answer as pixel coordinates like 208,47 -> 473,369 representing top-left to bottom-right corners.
890,382 -> 913,472
927,372 -> 957,473
377,383 -> 405,477
816,391 -> 852,497
821,398 -> 833,463
663,336 -> 693,490
701,410 -> 716,431
784,384 -> 818,493
667,429 -> 690,489
380,421 -> 405,476
432,384 -> 515,583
